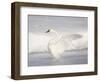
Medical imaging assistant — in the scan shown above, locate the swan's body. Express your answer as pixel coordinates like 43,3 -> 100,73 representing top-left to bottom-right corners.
29,29 -> 88,59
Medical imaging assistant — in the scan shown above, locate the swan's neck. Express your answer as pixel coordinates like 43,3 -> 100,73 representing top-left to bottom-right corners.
53,31 -> 59,37
50,31 -> 61,43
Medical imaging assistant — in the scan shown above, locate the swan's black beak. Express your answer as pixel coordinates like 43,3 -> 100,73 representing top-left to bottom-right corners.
45,29 -> 50,33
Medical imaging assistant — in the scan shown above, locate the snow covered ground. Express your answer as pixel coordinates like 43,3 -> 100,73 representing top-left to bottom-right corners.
28,48 -> 88,66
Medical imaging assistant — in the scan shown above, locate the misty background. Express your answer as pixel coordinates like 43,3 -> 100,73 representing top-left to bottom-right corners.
28,15 -> 88,33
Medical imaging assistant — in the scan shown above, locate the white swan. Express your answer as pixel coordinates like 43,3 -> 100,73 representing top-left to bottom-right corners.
29,29 -> 87,59
46,29 -> 87,59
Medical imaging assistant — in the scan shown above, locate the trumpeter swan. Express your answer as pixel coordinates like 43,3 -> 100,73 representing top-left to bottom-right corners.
46,29 -> 87,59
29,29 -> 87,59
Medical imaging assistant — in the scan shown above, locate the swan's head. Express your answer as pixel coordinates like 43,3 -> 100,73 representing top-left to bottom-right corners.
46,29 -> 56,33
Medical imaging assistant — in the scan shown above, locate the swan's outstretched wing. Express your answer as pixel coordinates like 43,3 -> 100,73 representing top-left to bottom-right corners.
61,33 -> 87,50
29,33 -> 53,53
62,34 -> 82,40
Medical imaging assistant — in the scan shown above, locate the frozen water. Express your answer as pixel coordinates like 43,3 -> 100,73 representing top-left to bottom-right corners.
28,49 -> 88,66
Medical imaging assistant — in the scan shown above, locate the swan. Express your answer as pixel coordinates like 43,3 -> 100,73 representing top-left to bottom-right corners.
46,29 -> 87,59
29,29 -> 88,59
